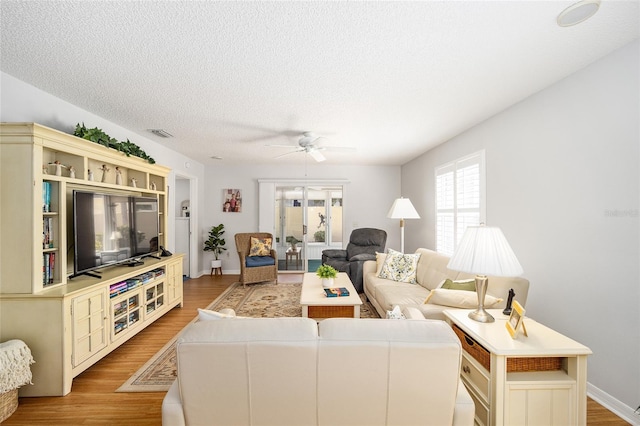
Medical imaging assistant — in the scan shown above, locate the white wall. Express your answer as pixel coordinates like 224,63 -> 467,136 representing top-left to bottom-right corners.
402,40 -> 640,419
0,71 -> 402,279
0,71 -> 207,257
201,163 -> 400,274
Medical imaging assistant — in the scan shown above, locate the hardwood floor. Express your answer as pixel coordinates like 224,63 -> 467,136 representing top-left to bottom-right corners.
4,274 -> 628,425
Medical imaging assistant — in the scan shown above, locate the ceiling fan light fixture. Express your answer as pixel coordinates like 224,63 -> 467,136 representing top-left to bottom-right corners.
557,0 -> 600,27
148,128 -> 173,138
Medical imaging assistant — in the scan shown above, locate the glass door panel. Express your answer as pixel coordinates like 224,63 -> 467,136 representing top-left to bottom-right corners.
306,186 -> 343,272
276,186 -> 306,272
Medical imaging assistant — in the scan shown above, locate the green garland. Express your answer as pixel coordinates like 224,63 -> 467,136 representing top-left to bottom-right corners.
73,123 -> 156,164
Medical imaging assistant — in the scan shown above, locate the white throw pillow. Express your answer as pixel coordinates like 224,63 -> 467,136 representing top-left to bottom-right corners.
424,288 -> 503,308
378,248 -> 421,283
197,308 -> 237,321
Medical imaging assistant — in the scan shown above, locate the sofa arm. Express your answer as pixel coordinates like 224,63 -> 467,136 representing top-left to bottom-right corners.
349,253 -> 375,262
362,259 -> 376,276
162,380 -> 186,426
322,249 -> 347,259
453,379 -> 475,426
401,306 -> 426,320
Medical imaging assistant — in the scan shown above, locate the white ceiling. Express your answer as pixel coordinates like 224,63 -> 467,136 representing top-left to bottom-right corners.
1,1 -> 638,166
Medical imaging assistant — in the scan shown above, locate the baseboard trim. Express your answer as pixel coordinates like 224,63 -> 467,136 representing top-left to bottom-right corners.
587,382 -> 639,425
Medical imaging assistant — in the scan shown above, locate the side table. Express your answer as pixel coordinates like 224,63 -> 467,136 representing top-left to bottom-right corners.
285,248 -> 301,269
444,309 -> 591,426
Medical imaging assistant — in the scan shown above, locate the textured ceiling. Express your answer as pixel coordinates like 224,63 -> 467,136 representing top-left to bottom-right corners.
1,1 -> 638,165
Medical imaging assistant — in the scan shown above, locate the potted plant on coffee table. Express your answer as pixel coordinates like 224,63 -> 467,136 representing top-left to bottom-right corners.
204,224 -> 226,274
316,263 -> 338,288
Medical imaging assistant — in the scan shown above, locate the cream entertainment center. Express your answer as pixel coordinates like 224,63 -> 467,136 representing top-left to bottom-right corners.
0,123 -> 183,396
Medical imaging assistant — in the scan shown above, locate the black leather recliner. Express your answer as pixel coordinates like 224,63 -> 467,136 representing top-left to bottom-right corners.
321,228 -> 387,293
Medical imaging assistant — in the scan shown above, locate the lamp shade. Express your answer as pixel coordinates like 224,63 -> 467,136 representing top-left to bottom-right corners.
387,198 -> 420,219
447,226 -> 523,277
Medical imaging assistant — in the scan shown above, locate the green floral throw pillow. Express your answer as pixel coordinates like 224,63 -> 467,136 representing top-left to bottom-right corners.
441,278 -> 476,292
378,248 -> 421,283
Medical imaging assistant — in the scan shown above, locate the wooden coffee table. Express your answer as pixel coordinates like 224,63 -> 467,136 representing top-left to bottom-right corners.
300,272 -> 362,320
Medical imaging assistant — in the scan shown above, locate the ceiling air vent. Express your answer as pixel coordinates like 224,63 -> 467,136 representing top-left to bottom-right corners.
148,129 -> 173,138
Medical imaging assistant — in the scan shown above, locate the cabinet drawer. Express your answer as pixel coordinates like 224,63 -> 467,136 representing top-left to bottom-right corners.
464,381 -> 490,426
461,352 -> 489,401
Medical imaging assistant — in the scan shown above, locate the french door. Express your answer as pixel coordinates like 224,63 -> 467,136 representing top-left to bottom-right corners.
258,180 -> 347,273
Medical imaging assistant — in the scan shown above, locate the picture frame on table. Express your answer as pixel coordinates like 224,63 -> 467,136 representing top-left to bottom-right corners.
506,300 -> 528,338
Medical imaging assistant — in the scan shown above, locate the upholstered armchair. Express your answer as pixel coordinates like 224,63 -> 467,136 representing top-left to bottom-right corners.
235,233 -> 278,287
321,228 -> 387,293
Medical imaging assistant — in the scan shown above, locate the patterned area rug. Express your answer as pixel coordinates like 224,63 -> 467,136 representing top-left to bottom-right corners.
116,281 -> 379,392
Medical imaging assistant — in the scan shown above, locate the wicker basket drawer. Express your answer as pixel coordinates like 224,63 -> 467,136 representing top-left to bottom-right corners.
506,356 -> 563,372
453,324 -> 491,371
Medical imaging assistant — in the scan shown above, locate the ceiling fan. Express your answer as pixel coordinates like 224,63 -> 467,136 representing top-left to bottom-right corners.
266,132 -> 355,162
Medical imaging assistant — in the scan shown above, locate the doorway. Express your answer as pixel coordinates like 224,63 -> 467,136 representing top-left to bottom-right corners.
274,184 -> 343,273
175,174 -> 197,278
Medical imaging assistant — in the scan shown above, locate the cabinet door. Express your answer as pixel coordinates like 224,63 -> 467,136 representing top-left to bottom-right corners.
111,290 -> 142,341
505,384 -> 575,426
72,289 -> 108,367
167,259 -> 183,305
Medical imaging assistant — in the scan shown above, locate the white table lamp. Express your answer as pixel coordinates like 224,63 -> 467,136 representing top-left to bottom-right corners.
447,225 -> 523,323
387,197 -> 420,253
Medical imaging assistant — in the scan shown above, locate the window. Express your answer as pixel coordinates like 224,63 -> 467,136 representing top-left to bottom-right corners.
435,150 -> 485,255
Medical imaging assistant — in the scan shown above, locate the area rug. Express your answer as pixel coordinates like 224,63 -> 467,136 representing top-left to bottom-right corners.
116,281 -> 379,392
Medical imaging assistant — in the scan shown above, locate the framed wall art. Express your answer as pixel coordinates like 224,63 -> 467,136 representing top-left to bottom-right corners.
223,189 -> 242,212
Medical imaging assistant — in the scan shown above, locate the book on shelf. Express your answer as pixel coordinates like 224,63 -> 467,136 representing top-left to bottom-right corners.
42,181 -> 51,212
43,252 -> 55,285
324,287 -> 350,297
43,217 -> 54,248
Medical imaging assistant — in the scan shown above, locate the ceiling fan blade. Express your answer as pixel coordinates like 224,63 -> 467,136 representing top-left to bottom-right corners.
321,145 -> 357,152
309,149 -> 326,162
274,148 -> 304,159
265,144 -> 299,148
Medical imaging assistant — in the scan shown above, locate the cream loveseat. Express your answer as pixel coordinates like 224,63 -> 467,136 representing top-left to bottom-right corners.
162,317 -> 475,426
364,248 -> 530,320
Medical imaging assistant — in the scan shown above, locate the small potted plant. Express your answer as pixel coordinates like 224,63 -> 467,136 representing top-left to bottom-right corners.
316,263 -> 338,288
286,235 -> 301,251
204,224 -> 226,271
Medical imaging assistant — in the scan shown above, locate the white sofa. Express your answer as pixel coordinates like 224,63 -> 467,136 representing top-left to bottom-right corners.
364,248 -> 530,320
162,317 -> 475,426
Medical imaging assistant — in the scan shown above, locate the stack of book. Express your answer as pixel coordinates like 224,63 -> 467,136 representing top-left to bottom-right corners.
109,281 -> 129,298
126,278 -> 142,290
151,268 -> 165,278
139,272 -> 154,284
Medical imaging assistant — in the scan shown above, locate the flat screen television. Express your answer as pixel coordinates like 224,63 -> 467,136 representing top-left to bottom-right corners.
71,190 -> 159,278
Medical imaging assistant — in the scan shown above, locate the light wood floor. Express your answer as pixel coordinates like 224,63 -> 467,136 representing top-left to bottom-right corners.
4,274 -> 628,425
